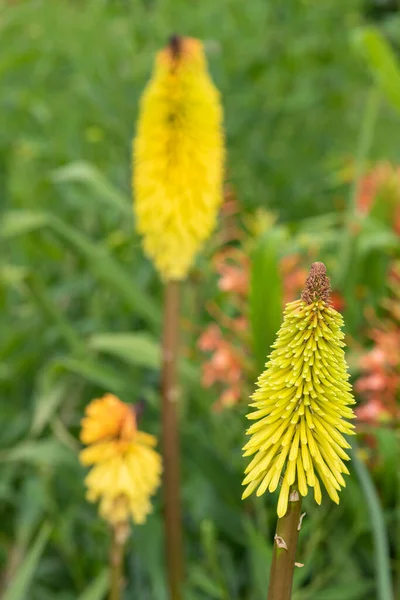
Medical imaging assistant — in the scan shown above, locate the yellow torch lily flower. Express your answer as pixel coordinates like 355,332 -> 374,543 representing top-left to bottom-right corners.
242,263 -> 356,517
133,35 -> 224,281
80,394 -> 162,527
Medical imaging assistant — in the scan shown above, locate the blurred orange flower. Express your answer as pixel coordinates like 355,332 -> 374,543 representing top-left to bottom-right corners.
356,263 -> 400,425
356,161 -> 400,233
80,394 -> 162,527
213,248 -> 249,296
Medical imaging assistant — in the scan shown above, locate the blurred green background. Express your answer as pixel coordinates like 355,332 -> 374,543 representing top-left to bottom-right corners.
1,1 -> 399,599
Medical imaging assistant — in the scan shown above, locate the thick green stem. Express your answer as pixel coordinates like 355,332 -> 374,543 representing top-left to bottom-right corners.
161,280 -> 184,600
267,490 -> 303,600
109,528 -> 125,600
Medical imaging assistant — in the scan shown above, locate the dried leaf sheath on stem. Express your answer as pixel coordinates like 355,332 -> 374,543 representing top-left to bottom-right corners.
161,281 -> 183,600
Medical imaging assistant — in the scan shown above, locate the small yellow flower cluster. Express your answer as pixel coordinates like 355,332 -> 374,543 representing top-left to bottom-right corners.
242,263 -> 356,517
133,36 -> 224,281
80,394 -> 162,526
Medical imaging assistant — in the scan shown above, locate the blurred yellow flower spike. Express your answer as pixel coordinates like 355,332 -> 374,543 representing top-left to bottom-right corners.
133,36 -> 224,281
80,394 -> 162,528
242,263 -> 356,517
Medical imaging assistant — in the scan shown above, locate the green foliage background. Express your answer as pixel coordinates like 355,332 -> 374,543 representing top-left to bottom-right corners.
1,1 -> 399,599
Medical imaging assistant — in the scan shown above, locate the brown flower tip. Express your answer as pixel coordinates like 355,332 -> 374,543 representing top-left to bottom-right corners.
169,34 -> 182,58
301,262 -> 331,304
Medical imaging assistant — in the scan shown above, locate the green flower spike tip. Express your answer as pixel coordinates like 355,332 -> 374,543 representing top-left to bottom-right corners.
242,262 -> 356,517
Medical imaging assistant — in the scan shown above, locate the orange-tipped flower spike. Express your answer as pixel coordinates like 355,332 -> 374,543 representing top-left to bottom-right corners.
80,394 -> 162,527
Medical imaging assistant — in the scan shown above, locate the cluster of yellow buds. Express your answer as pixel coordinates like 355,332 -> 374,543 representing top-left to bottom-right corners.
242,263 -> 356,517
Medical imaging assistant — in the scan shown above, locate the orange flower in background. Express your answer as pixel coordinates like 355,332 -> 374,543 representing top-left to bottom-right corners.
357,162 -> 400,215
355,330 -> 400,424
280,254 -> 307,305
213,248 -> 249,295
356,262 -> 400,425
80,394 -> 162,528
356,161 -> 400,233
198,324 -> 244,412
80,394 -> 136,445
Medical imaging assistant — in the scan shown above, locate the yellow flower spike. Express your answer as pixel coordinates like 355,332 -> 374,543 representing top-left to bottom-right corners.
242,262 -> 356,517
133,35 -> 224,281
79,394 -> 162,527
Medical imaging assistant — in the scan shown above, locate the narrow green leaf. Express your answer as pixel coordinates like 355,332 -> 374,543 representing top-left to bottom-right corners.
189,566 -> 226,599
52,161 -> 130,216
354,26 -> 400,114
77,569 -> 110,600
0,210 -> 50,239
250,229 -> 283,373
349,442 -> 394,600
0,210 -> 160,327
53,357 -> 127,394
89,331 -> 198,384
89,332 -> 159,368
31,372 -> 72,436
49,215 -> 160,327
3,522 -> 51,600
243,517 -> 272,598
0,440 -> 74,466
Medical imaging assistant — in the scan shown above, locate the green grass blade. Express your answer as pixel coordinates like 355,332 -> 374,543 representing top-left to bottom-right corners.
3,522 -> 51,600
250,229 -> 283,373
1,210 -> 160,327
89,331 -> 198,385
350,442 -> 394,600
51,161 -> 131,217
77,568 -> 110,600
354,26 -> 400,114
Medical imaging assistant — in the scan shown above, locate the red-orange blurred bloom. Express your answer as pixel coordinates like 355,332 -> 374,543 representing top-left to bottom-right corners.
213,248 -> 249,296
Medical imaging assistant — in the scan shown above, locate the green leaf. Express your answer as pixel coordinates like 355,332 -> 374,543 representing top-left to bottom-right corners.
52,161 -> 131,216
243,517 -> 272,598
89,332 -> 198,385
52,357 -> 127,394
354,26 -> 400,114
3,522 -> 51,600
250,229 -> 283,373
312,582 -> 374,600
0,440 -> 75,466
77,569 -> 110,600
189,565 -> 226,599
0,210 -> 50,239
0,210 -> 160,327
349,442 -> 394,600
89,332 -> 160,369
31,370 -> 72,436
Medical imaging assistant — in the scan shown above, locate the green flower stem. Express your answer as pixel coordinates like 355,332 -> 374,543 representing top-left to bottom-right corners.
267,490 -> 302,600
